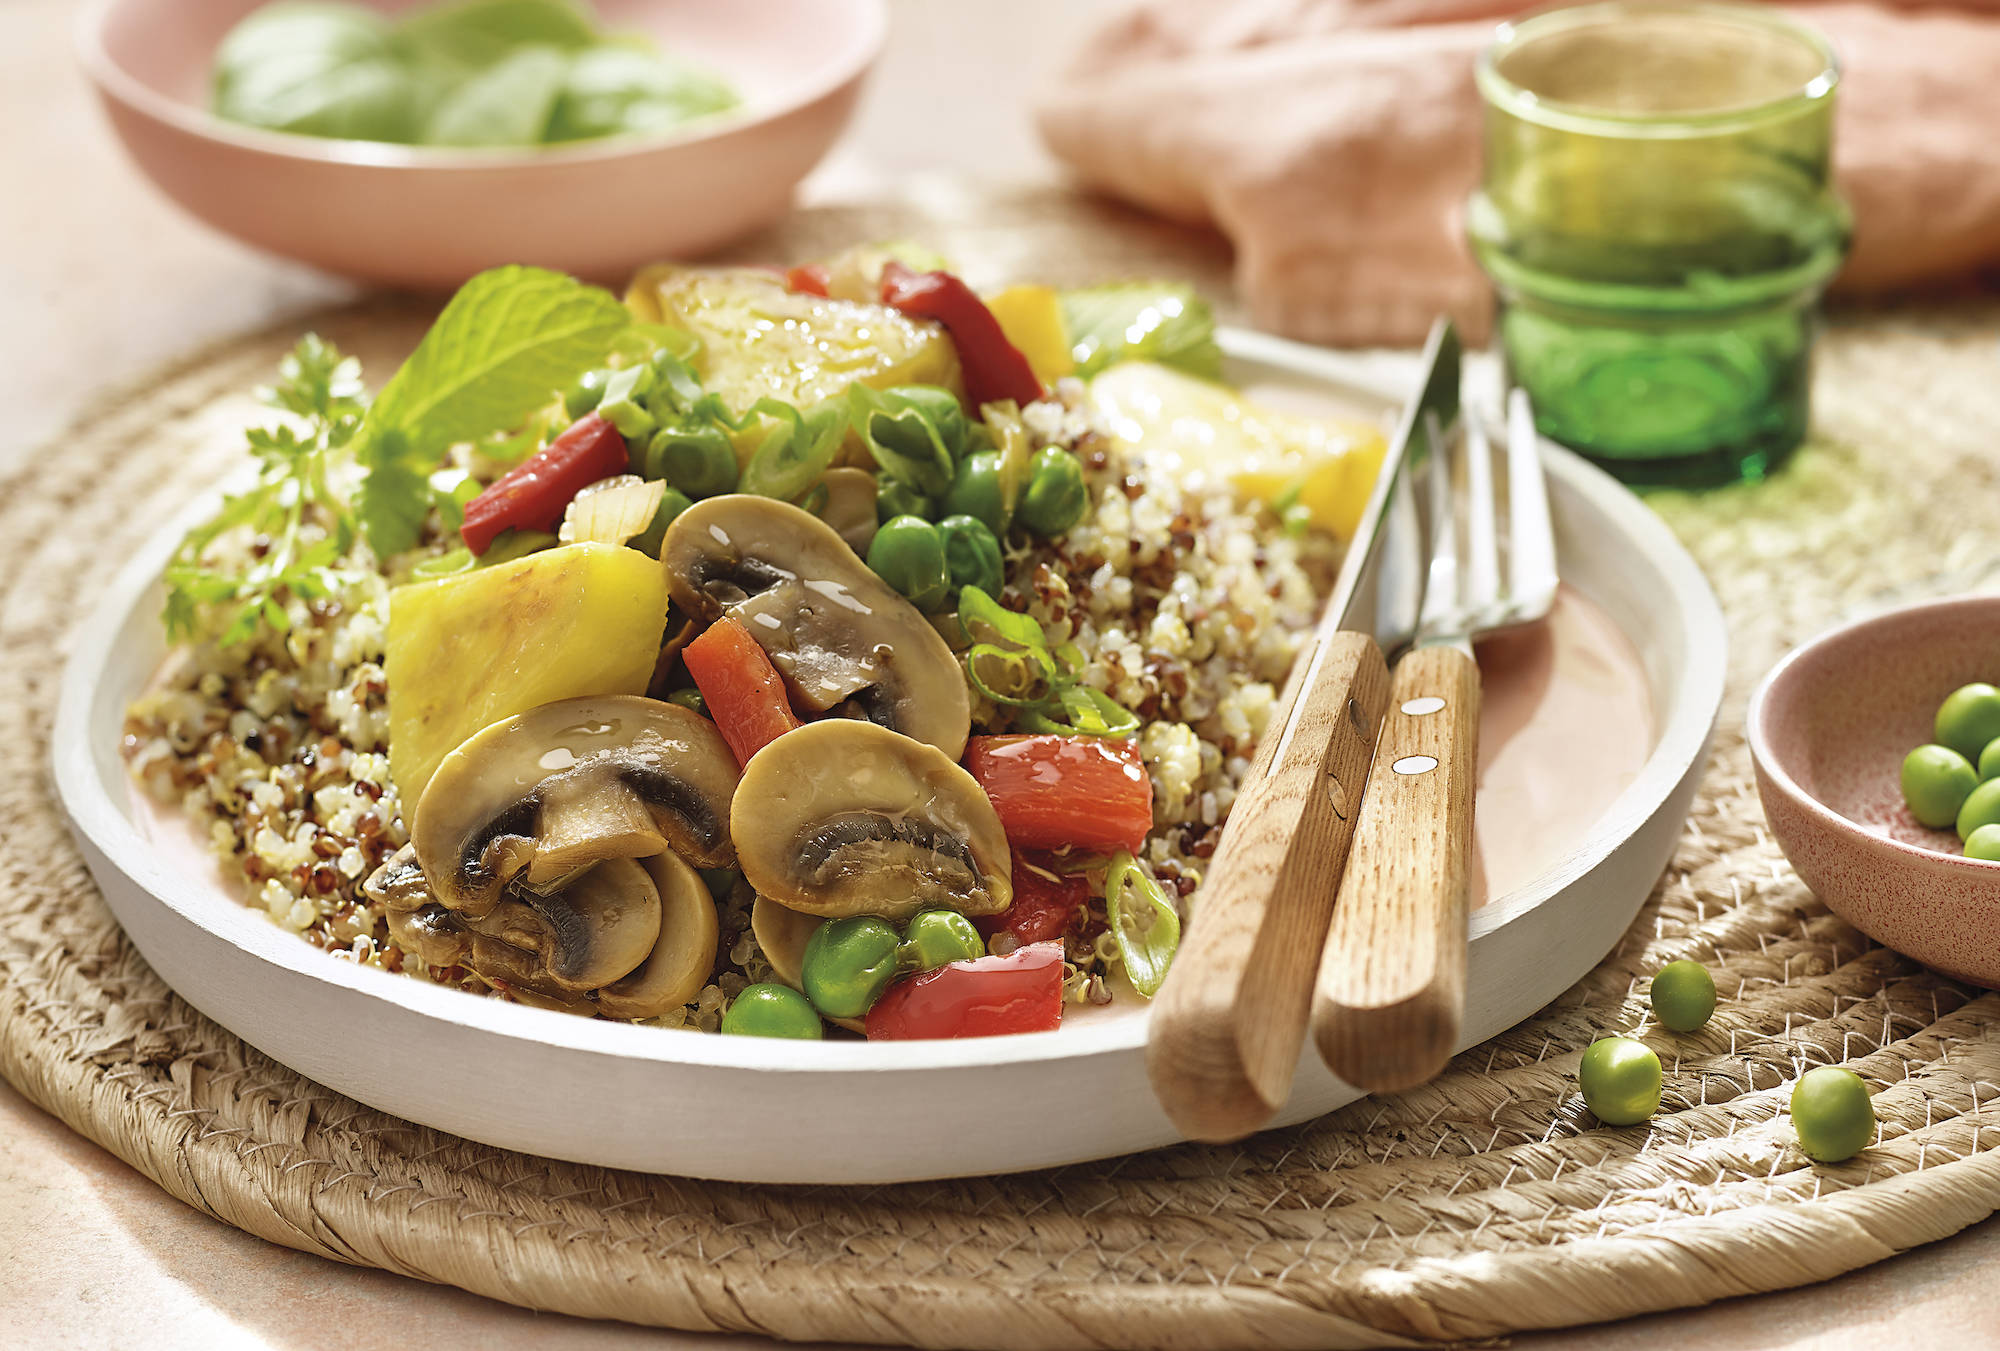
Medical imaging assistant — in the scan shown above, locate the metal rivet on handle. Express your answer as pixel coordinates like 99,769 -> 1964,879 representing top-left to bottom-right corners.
1401,697 -> 1446,716
1392,755 -> 1439,776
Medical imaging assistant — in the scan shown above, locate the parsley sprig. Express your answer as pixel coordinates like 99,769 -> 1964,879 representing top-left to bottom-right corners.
164,335 -> 368,645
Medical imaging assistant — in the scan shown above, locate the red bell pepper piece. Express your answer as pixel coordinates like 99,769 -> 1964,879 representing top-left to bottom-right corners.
879,260 -> 1044,409
977,847 -> 1091,946
864,942 -> 1066,1040
785,263 -> 832,297
683,616 -> 805,767
459,413 -> 628,555
963,735 -> 1153,855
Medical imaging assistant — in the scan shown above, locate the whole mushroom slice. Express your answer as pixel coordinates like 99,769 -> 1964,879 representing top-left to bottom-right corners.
662,495 -> 970,759
734,720 -> 1012,921
413,695 -> 739,920
460,858 -> 664,995
595,851 -> 721,1020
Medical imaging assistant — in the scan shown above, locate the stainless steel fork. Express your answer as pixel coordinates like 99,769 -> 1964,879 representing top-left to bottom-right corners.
1312,388 -> 1559,1093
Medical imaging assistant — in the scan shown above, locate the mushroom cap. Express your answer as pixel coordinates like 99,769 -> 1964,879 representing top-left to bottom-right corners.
818,467 -> 879,556
733,720 -> 1012,921
459,858 -> 665,995
413,695 -> 739,920
661,495 -> 970,759
594,851 -> 721,1020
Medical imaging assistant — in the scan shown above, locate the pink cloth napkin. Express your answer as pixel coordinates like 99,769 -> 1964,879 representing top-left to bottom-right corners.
1037,0 -> 2000,346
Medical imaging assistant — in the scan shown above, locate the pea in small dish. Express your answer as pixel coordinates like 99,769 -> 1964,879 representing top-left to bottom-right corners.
76,0 -> 885,285
1749,594 -> 2000,988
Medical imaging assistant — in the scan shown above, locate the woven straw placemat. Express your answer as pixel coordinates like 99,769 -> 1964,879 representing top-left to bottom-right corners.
7,194 -> 2000,1350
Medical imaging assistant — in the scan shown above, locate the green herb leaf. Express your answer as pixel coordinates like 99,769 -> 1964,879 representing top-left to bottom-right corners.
545,44 -> 739,142
1061,283 -> 1222,381
354,265 -> 630,554
164,334 -> 371,645
422,44 -> 569,146
213,2 -> 419,143
395,0 -> 597,76
1105,852 -> 1181,998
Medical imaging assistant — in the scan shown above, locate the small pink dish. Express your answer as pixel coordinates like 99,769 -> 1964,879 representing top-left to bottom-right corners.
1749,594 -> 2000,987
76,0 -> 886,287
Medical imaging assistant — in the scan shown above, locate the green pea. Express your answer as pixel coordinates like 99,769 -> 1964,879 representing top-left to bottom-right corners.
665,687 -> 707,716
937,514 -> 1004,598
697,867 -> 739,900
647,424 -> 739,499
1958,778 -> 2000,841
1790,1065 -> 1874,1162
1936,683 -> 2000,762
1902,744 -> 1978,828
564,368 -> 609,420
721,984 -> 823,1040
1963,824 -> 2000,862
1578,1036 -> 1662,1126
876,478 -> 934,524
801,916 -> 903,1019
900,909 -> 983,972
1648,959 -> 1716,1032
867,515 -> 950,611
941,450 -> 1007,534
1980,738 -> 2000,782
1017,447 -> 1089,536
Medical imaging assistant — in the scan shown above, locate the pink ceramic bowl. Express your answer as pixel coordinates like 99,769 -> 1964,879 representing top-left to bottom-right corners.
1749,595 -> 2000,987
77,0 -> 886,286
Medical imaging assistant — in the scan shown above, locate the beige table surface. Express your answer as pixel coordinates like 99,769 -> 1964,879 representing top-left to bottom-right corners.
4,1 -> 1999,1346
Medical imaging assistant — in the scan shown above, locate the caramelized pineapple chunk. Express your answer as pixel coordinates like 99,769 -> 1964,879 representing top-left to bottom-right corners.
386,543 -> 667,800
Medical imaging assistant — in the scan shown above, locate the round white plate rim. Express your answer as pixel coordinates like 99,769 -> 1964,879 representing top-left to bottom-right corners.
50,327 -> 1726,1177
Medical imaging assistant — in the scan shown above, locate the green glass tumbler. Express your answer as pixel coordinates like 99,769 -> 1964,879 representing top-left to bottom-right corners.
1467,2 -> 1850,487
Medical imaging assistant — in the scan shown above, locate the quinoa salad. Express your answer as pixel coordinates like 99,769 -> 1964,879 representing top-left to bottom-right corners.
124,248 -> 1384,1041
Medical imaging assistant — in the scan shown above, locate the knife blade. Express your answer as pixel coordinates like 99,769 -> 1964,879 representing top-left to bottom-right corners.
1145,320 -> 1462,1143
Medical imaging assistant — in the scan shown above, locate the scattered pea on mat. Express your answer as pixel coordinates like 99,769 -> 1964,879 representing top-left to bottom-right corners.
1580,1036 -> 1663,1126
1791,1066 -> 1875,1162
1650,959 -> 1717,1032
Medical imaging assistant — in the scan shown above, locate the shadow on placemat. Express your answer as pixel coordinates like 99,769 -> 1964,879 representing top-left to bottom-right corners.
5,201 -> 2000,1348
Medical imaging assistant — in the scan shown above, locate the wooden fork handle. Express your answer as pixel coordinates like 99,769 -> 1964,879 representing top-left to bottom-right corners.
1146,629 -> 1391,1143
1312,644 -> 1480,1094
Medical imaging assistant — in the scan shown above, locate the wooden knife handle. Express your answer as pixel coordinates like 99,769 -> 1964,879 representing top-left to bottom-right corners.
1146,629 -> 1391,1142
1311,644 -> 1480,1095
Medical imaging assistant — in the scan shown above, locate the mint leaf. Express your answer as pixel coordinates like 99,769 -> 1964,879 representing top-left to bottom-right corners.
354,266 -> 630,553
396,0 -> 596,76
422,45 -> 568,145
212,3 -> 419,143
1062,283 -> 1223,381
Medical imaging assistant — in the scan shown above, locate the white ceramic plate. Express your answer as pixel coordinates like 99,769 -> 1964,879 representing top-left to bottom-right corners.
53,332 -> 1725,1183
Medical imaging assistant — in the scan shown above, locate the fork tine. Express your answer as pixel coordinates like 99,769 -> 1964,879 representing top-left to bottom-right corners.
1463,413 -> 1501,623
1417,410 -> 1460,643
1505,388 -> 1558,618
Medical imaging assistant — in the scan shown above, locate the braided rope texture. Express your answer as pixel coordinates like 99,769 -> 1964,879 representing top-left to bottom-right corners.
5,251 -> 2000,1347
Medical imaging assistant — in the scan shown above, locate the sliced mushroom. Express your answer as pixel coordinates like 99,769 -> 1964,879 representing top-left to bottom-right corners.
817,467 -> 879,556
413,695 -> 738,920
733,720 -> 1011,920
661,495 -> 970,759
751,894 -> 864,1034
455,858 -> 663,995
595,851 -> 720,1020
